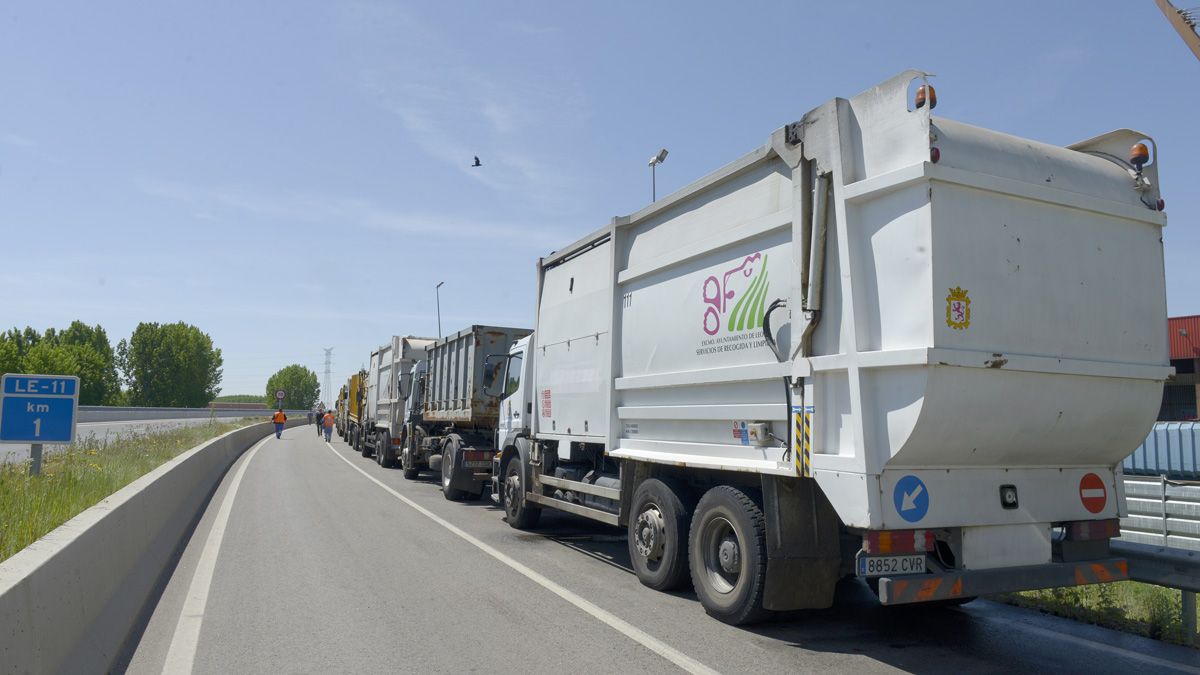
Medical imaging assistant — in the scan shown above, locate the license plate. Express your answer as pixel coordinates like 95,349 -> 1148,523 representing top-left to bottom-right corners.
462,461 -> 492,469
857,554 -> 926,578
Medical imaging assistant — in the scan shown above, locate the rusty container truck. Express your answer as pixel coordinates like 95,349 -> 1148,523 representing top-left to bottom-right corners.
399,325 -> 531,500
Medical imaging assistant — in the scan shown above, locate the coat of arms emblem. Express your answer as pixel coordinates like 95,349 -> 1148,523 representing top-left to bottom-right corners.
946,287 -> 971,330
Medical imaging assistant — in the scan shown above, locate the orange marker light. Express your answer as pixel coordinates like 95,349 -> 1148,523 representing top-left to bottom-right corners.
1129,142 -> 1150,169
915,84 -> 937,110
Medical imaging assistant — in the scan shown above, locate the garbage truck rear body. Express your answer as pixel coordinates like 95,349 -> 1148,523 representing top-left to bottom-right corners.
490,70 -> 1170,623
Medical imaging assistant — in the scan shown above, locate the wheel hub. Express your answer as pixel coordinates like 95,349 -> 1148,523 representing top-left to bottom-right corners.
505,472 -> 521,510
717,535 -> 740,574
634,507 -> 665,560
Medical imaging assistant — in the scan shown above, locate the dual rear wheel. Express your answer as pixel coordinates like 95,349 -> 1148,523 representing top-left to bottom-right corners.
628,481 -> 769,625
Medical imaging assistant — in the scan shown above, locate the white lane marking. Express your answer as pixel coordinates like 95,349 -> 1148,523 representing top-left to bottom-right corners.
322,441 -> 719,675
161,435 -> 271,675
971,608 -> 1200,673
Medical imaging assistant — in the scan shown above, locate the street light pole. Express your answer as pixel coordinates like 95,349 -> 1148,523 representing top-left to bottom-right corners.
436,281 -> 445,338
648,148 -> 669,202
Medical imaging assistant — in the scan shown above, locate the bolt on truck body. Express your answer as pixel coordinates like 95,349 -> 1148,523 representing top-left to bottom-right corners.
489,70 -> 1170,623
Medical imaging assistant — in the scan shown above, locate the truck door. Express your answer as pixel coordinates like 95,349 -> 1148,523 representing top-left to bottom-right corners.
496,350 -> 524,448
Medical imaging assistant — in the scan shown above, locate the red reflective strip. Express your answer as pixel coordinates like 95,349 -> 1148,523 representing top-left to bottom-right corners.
915,578 -> 943,602
463,450 -> 493,462
891,579 -> 909,601
1091,563 -> 1113,583
950,578 -> 963,597
864,529 -> 937,554
1116,560 -> 1129,577
1074,566 -> 1089,585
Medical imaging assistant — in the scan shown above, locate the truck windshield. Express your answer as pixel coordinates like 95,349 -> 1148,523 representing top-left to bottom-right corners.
505,353 -> 523,398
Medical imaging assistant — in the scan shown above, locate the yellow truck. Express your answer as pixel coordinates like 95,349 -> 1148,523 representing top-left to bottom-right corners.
337,370 -> 366,444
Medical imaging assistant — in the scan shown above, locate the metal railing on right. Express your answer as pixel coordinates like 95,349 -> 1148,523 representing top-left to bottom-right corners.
1116,475 -> 1200,645
1121,476 -> 1200,552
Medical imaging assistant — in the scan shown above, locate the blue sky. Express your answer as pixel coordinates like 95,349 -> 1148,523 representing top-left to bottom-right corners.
2,1 -> 1197,400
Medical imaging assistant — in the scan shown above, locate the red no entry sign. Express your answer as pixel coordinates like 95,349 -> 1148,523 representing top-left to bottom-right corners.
1079,472 -> 1107,514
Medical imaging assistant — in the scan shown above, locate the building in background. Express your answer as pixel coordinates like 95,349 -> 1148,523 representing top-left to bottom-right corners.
1161,315 -> 1200,420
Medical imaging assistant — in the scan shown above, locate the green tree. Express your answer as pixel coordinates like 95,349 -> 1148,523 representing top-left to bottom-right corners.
265,365 -> 320,410
21,342 -> 79,376
0,337 -> 20,375
43,321 -> 121,405
117,322 -> 223,407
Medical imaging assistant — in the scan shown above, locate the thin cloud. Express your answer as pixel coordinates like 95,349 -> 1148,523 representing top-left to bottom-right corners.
133,176 -> 562,243
1,133 -> 36,148
342,8 -> 588,215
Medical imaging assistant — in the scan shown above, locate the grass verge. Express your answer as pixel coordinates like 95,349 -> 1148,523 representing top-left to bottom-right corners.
0,418 -> 260,563
994,580 -> 1198,647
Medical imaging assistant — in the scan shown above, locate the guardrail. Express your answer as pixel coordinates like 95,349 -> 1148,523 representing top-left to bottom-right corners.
1110,540 -> 1199,645
77,406 -> 308,423
1120,476 -> 1200,552
1117,476 -> 1200,645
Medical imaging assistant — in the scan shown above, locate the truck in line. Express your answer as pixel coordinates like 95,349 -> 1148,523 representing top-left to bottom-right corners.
471,70 -> 1169,624
357,336 -> 435,467
338,369 -> 366,445
395,325 -> 532,499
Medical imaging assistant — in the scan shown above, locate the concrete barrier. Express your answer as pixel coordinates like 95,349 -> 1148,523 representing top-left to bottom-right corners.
0,418 -> 305,673
77,406 -> 309,423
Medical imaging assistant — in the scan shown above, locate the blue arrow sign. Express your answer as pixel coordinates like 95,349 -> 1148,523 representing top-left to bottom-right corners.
893,474 -> 930,523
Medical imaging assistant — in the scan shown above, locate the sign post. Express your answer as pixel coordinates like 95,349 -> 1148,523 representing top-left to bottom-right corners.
0,374 -> 81,476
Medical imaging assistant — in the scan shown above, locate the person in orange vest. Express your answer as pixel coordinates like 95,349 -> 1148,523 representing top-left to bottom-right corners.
272,408 -> 287,439
322,409 -> 335,442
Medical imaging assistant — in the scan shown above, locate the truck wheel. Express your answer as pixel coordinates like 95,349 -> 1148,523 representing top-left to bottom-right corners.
441,440 -> 469,501
379,433 -> 396,468
401,446 -> 420,480
502,455 -> 541,529
689,485 -> 770,625
359,430 -> 372,458
629,478 -> 694,591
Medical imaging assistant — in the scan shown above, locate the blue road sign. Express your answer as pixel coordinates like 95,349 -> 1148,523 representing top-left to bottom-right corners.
893,474 -> 930,523
0,374 -> 80,444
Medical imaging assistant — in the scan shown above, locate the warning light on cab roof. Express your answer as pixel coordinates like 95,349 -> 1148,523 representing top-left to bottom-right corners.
1129,142 -> 1149,170
915,84 -> 936,110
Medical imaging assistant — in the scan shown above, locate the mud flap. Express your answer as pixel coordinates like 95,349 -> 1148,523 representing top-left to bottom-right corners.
760,475 -> 842,611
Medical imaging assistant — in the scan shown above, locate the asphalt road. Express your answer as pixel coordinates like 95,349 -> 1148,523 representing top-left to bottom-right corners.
0,418 -> 237,465
121,425 -> 1200,674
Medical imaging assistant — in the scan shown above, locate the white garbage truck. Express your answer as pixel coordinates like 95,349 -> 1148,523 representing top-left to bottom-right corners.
487,70 -> 1170,624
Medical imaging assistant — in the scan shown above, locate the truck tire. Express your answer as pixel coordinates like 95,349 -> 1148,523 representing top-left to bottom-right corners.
502,455 -> 541,529
629,478 -> 694,592
401,438 -> 420,480
689,485 -> 770,625
359,429 -> 372,458
441,439 -> 470,501
379,432 -> 396,468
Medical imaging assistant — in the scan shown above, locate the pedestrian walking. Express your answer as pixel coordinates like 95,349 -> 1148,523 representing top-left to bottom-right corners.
272,408 -> 287,439
316,406 -> 324,435
322,410 -> 335,442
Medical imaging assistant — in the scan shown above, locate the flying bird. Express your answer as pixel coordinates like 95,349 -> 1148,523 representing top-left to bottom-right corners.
472,156 -> 482,167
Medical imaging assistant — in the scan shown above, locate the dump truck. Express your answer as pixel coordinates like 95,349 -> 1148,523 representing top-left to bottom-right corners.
397,325 -> 531,500
486,70 -> 1170,625
337,369 -> 366,441
358,336 -> 435,467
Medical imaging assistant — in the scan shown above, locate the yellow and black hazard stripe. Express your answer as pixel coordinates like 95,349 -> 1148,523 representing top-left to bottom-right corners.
792,406 -> 812,478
